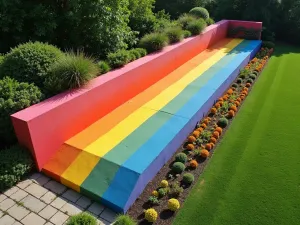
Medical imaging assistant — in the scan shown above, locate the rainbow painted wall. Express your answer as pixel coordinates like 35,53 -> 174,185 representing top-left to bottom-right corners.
11,20 -> 262,212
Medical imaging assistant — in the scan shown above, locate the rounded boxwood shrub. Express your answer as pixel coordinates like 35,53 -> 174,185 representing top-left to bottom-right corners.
0,42 -> 63,88
182,173 -> 195,184
247,78 -> 254,84
253,71 -> 259,76
164,27 -> 184,44
239,74 -> 246,79
135,48 -> 147,57
107,50 -> 131,69
97,61 -> 111,75
206,18 -> 215,25
186,19 -> 207,35
0,145 -> 33,191
175,153 -> 188,163
217,117 -> 229,128
232,83 -> 238,88
249,74 -> 256,80
189,7 -> 210,19
172,162 -> 186,174
177,14 -> 196,29
236,78 -> 243,84
129,49 -> 142,60
66,212 -> 97,225
183,30 -> 192,38
114,214 -> 137,225
44,51 -> 99,96
0,77 -> 43,144
139,33 -> 169,53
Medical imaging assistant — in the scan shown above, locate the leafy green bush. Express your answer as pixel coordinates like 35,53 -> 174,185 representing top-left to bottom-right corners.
139,33 -> 169,53
164,27 -> 184,44
262,41 -> 275,49
158,187 -> 170,197
0,42 -> 63,88
175,153 -> 188,163
177,14 -> 196,30
115,214 -> 137,225
232,83 -> 238,88
97,61 -> 111,75
44,51 -> 99,96
66,212 -> 97,225
0,55 -> 4,65
169,181 -> 184,197
107,50 -> 131,69
129,49 -> 141,60
206,18 -> 215,26
172,162 -> 186,174
0,145 -> 33,191
183,30 -> 192,38
148,196 -> 160,205
186,19 -> 207,35
247,78 -> 254,84
249,74 -> 256,80
0,77 -> 43,144
182,173 -> 195,184
135,48 -> 148,57
189,7 -> 210,19
217,117 -> 229,128
237,78 -> 243,84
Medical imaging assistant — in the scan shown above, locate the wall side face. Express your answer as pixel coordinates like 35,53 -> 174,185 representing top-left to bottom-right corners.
11,21 -> 229,170
228,20 -> 263,39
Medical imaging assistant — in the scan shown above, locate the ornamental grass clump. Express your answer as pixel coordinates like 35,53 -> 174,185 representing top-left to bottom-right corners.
66,212 -> 97,225
139,33 -> 169,53
186,19 -> 207,35
164,27 -> 184,44
114,214 -> 137,225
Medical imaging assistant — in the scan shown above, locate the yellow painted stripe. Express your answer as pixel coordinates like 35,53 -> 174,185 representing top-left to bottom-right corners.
84,39 -> 242,157
60,39 -> 242,189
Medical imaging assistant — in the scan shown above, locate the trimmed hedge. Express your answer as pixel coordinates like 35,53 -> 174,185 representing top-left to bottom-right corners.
139,33 -> 169,53
0,42 -> 63,88
0,77 -> 43,144
0,145 -> 33,191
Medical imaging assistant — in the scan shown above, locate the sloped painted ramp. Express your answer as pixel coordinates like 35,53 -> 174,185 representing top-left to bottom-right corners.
42,38 -> 261,212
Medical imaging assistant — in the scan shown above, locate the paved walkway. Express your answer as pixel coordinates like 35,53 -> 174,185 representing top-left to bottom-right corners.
0,173 -> 117,225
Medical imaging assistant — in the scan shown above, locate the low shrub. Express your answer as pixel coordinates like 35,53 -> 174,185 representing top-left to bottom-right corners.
0,145 -> 33,191
44,51 -> 99,96
169,182 -> 184,197
206,18 -> 215,25
160,180 -> 169,188
183,30 -> 192,38
135,48 -> 147,57
0,55 -> 4,65
152,190 -> 159,197
232,83 -> 238,88
158,187 -> 169,197
177,14 -> 196,29
247,78 -> 254,84
175,153 -> 188,163
148,196 -> 160,205
0,42 -> 63,88
262,41 -> 275,49
189,7 -> 210,19
145,208 -> 158,223
172,162 -> 186,174
168,198 -> 180,211
114,215 -> 137,225
182,173 -> 195,184
186,19 -> 207,35
237,78 -> 243,83
139,33 -> 169,53
249,74 -> 256,80
186,143 -> 195,150
217,117 -> 229,128
107,50 -> 131,69
200,149 -> 210,158
97,61 -> 111,75
66,213 -> 97,225
188,135 -> 196,143
164,27 -> 184,44
0,77 -> 43,144
189,160 -> 198,169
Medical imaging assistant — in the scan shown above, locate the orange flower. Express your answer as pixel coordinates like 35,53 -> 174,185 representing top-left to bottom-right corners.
236,97 -> 242,103
241,91 -> 248,96
218,97 -> 224,102
211,107 -> 217,114
187,144 -> 195,150
243,87 -> 248,92
227,88 -> 234,95
228,110 -> 235,118
235,101 -> 240,106
215,127 -> 223,135
203,118 -> 210,125
188,136 -> 196,143
212,131 -> 220,139
192,130 -> 200,138
200,149 -> 210,158
215,103 -> 221,109
189,160 -> 198,169
240,95 -> 245,100
246,83 -> 251,87
223,95 -> 229,101
196,127 -> 203,132
205,143 -> 212,151
230,105 -> 237,112
201,123 -> 207,129
210,137 -> 217,144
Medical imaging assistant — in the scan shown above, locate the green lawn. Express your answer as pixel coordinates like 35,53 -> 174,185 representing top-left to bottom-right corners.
173,43 -> 300,225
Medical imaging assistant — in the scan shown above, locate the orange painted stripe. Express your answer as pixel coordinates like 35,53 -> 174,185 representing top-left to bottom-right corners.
42,144 -> 82,181
66,38 -> 233,150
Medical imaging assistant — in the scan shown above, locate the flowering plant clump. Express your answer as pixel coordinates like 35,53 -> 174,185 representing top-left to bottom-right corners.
160,180 -> 169,188
168,199 -> 180,211
145,208 -> 158,222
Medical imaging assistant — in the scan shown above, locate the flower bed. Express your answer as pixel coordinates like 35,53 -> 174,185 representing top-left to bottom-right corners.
127,46 -> 274,225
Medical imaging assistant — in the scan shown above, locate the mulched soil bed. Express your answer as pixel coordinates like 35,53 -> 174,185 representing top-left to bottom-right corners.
127,49 -> 272,225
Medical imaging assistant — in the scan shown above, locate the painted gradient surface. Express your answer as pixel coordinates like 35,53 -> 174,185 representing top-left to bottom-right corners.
42,38 -> 262,212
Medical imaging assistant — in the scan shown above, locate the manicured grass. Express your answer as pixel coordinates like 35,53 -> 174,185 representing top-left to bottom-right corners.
173,43 -> 300,225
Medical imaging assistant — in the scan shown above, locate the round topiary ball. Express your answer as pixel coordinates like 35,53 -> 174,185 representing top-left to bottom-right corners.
217,117 -> 229,128
232,83 -> 238,88
249,74 -> 256,80
168,198 -> 180,211
175,153 -> 188,163
189,7 -> 210,19
237,78 -> 243,84
145,208 -> 158,223
0,41 -> 63,88
182,173 -> 195,184
172,162 -> 186,174
160,180 -> 169,188
247,78 -> 254,84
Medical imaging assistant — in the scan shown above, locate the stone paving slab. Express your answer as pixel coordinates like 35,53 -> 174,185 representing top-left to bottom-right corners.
1,173 -> 116,225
